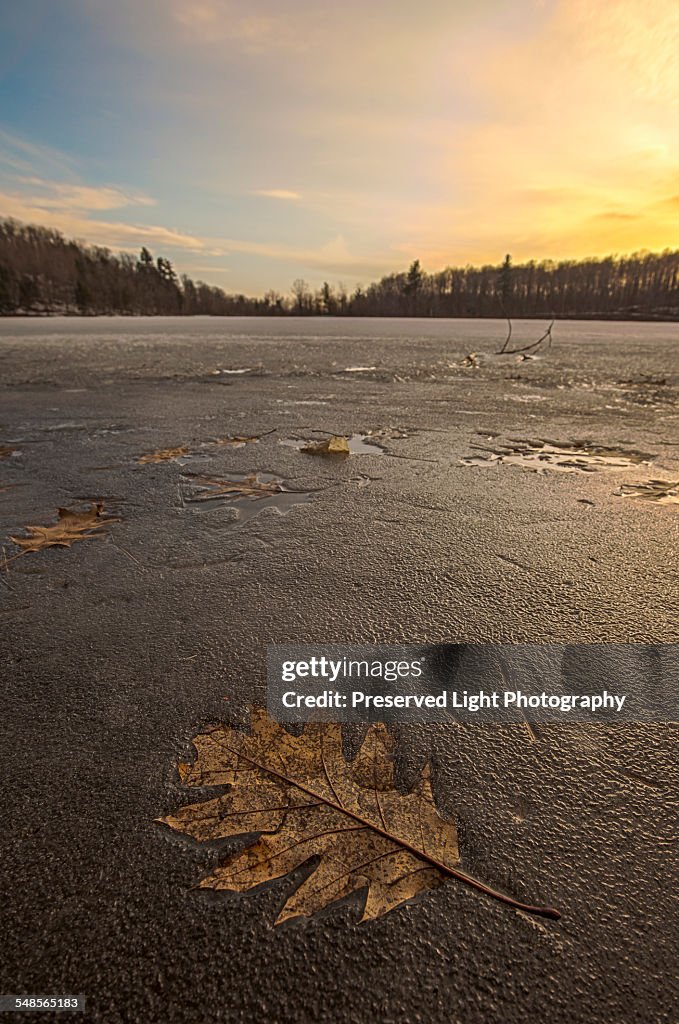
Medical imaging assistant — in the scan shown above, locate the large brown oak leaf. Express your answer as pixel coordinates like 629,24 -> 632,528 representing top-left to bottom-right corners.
159,710 -> 560,923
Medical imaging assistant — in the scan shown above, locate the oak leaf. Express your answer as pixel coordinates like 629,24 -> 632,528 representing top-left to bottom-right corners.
208,429 -> 275,448
301,435 -> 350,456
159,710 -> 560,923
10,503 -> 119,553
616,480 -> 679,505
184,472 -> 284,502
211,436 -> 260,448
137,446 -> 189,464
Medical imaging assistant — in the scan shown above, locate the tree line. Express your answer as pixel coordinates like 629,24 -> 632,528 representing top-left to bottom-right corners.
0,218 -> 676,319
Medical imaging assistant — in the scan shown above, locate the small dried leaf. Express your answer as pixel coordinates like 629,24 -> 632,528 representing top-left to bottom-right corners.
211,436 -> 260,448
616,480 -> 679,505
461,352 -> 479,367
0,445 -> 18,459
10,503 -> 119,553
137,446 -> 189,464
301,435 -> 350,456
184,473 -> 284,502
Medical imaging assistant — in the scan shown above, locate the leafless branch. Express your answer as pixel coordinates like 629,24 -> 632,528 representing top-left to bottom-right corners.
497,318 -> 555,356
498,300 -> 513,354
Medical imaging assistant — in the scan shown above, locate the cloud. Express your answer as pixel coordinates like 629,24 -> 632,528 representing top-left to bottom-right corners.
590,211 -> 640,223
183,263 -> 231,275
209,232 -> 357,270
0,127 -> 77,179
13,178 -> 156,212
0,186 -> 206,252
0,168 -> 196,251
251,189 -> 301,200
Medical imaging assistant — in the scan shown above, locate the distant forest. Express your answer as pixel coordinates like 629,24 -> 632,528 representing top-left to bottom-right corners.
1,217 -> 677,319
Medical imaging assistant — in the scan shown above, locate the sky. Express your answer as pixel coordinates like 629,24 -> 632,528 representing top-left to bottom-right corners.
0,0 -> 677,295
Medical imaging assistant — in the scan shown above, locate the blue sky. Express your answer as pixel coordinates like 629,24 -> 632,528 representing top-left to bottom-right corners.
1,0 -> 677,295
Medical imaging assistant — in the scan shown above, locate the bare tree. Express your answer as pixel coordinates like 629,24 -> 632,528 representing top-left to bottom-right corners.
291,278 -> 312,315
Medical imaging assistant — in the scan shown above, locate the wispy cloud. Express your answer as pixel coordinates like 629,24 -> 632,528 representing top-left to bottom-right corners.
12,178 -> 156,212
0,127 -> 77,179
0,184 -> 205,252
251,189 -> 301,200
